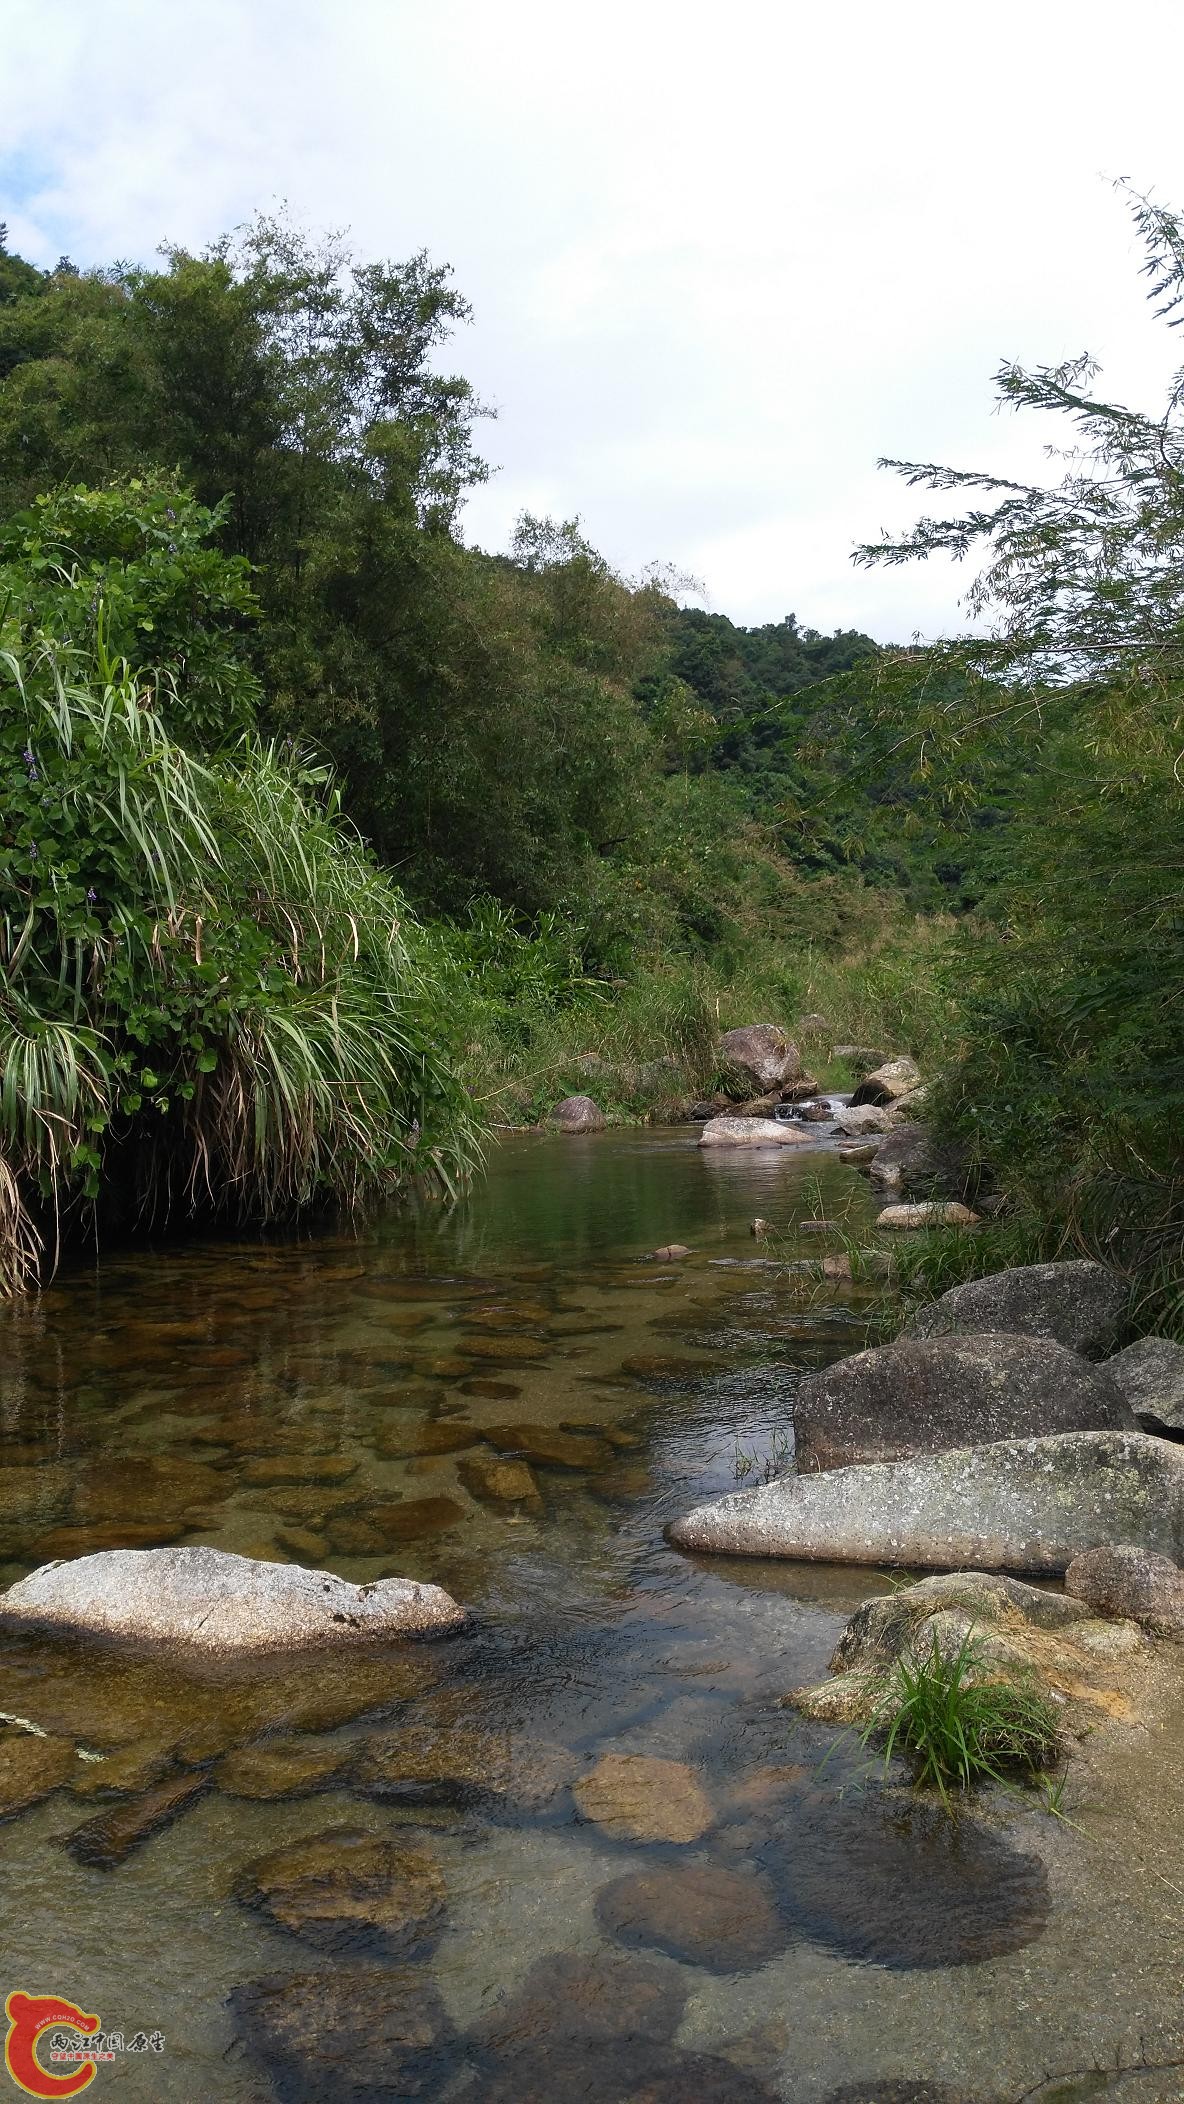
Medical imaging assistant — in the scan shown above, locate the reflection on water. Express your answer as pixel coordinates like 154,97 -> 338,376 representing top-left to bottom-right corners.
0,1130 -> 1146,2100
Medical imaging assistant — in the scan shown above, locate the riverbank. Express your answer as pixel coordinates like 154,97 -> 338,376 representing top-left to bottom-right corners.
2,1129 -> 1183,2099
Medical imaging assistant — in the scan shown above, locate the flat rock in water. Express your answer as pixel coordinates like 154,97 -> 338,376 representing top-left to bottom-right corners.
667,1430 -> 1184,1574
793,1332 -> 1134,1471
573,1753 -> 714,1844
238,1825 -> 446,1953
876,1202 -> 979,1229
908,1260 -> 1128,1358
0,1729 -> 76,1819
1105,1336 -> 1184,1432
698,1117 -> 809,1148
232,1966 -> 457,2103
0,1546 -> 465,1654
596,1861 -> 788,1973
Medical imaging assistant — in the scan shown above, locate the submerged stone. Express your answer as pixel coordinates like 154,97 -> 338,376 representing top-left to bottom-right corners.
231,1966 -> 457,2103
595,1861 -> 788,1973
469,1949 -> 686,2060
215,1733 -> 351,1799
374,1422 -> 483,1458
483,1424 -> 613,1470
452,2039 -> 779,2103
0,1728 -> 76,1819
0,1546 -> 466,1654
63,1769 -> 209,1868
457,1453 -> 542,1505
771,1796 -> 1049,1969
573,1753 -> 714,1844
237,1825 -> 446,1953
354,1724 -> 578,1815
325,1498 -> 465,1553
238,1455 -> 359,1488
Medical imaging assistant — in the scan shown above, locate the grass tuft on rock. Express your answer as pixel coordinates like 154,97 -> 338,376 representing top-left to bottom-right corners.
861,1627 -> 1062,1811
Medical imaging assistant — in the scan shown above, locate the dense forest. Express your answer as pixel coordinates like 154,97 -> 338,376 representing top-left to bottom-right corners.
1,193 -> 1181,1324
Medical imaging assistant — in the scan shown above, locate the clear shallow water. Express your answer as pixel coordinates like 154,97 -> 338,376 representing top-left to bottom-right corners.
0,1130 -> 1179,2101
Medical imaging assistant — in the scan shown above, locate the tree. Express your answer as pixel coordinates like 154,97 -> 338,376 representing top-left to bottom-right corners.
851,184 -> 1184,1321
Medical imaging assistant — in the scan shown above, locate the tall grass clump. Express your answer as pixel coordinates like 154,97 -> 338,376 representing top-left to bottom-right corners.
861,1628 -> 1062,1812
0,634 -> 478,1296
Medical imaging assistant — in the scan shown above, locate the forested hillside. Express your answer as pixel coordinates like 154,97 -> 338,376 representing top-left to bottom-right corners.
1,192 -> 1182,1324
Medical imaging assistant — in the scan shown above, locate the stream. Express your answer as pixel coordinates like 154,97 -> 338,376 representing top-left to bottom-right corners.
0,1128 -> 1181,2101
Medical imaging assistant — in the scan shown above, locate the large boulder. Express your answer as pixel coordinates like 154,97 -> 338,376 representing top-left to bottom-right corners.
548,1095 -> 606,1133
666,1430 -> 1184,1574
908,1260 -> 1128,1358
793,1333 -> 1134,1472
866,1123 -> 978,1202
0,1547 -> 465,1656
716,1025 -> 802,1097
1105,1337 -> 1184,1433
1065,1542 -> 1184,1632
850,1056 -> 921,1106
698,1117 -> 810,1148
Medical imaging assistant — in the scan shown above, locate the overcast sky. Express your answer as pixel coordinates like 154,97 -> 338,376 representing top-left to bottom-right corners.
5,0 -> 1184,639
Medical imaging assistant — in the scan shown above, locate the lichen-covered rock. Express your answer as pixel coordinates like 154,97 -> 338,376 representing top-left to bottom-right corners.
717,1024 -> 802,1096
850,1056 -> 922,1106
698,1116 -> 810,1148
1065,1542 -> 1184,1632
909,1260 -> 1128,1358
0,1546 -> 465,1655
788,1567 -> 1146,1734
876,1202 -> 980,1229
793,1332 -> 1133,1471
1105,1337 -> 1184,1432
667,1430 -> 1184,1574
548,1095 -> 606,1132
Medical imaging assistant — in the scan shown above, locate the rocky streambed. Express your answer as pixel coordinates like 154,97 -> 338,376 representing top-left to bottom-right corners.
1,1129 -> 1183,2100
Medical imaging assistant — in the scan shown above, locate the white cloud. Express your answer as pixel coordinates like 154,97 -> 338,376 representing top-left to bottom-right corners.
4,0 -> 1184,636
